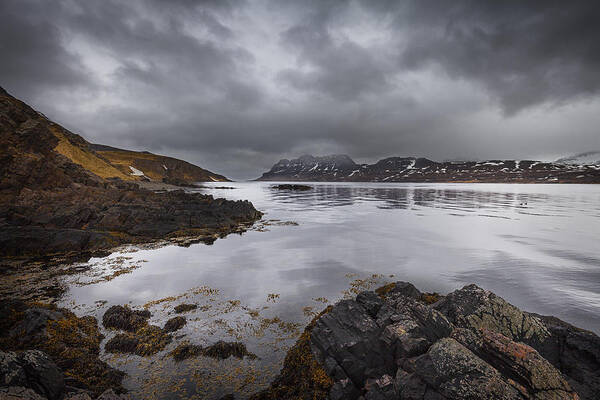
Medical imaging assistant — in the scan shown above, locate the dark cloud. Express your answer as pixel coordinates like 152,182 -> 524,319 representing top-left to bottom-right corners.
394,0 -> 600,114
1,0 -> 599,179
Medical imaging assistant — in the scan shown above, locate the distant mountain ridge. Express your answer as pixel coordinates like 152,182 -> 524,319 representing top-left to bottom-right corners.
257,154 -> 600,183
555,151 -> 600,166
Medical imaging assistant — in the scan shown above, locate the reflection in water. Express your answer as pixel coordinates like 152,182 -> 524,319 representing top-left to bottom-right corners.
58,182 -> 600,399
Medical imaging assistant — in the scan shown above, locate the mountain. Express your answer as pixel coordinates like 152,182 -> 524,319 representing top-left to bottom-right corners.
0,87 -> 260,257
257,154 -> 600,183
556,151 -> 600,166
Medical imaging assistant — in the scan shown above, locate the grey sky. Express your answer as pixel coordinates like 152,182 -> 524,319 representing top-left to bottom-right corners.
1,0 -> 599,179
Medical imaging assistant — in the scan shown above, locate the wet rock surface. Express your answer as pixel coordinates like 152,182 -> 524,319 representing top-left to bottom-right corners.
170,341 -> 257,362
102,306 -> 171,357
173,303 -> 197,314
101,306 -> 150,332
0,301 -> 126,398
257,282 -> 599,399
163,316 -> 186,332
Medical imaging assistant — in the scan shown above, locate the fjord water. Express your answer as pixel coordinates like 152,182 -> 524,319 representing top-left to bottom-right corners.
59,182 -> 600,398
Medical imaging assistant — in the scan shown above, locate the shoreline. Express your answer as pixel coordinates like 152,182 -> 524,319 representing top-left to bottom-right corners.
2,281 -> 599,399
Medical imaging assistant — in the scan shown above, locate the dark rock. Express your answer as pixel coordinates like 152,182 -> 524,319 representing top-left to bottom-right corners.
258,282 -> 598,399
271,184 -> 312,191
104,326 -> 171,357
0,350 -> 64,400
173,304 -> 197,314
0,386 -> 46,399
202,341 -> 257,360
163,316 -> 186,333
433,284 -> 550,346
0,302 -> 125,396
170,344 -> 204,362
218,395 -> 235,400
434,284 -> 599,398
102,306 -> 150,332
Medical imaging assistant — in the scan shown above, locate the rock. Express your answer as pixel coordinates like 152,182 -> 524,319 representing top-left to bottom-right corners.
202,341 -> 257,360
173,304 -> 197,314
257,282 -> 598,399
0,302 -> 125,396
0,386 -> 46,400
102,306 -> 150,332
170,344 -> 204,362
434,284 -> 600,398
433,284 -> 551,346
271,184 -> 312,191
104,326 -> 171,357
0,351 -> 64,400
163,316 -> 186,333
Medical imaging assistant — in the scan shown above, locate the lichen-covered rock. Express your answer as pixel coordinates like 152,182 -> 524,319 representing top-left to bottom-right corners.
433,284 -> 551,346
258,282 -> 598,400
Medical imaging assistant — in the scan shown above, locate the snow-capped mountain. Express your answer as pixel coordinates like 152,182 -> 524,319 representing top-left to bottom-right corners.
555,151 -> 600,166
257,154 -> 600,183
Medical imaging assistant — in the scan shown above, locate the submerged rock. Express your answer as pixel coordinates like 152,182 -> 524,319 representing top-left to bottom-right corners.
104,325 -> 171,357
254,282 -> 599,399
173,303 -> 197,314
271,184 -> 312,191
170,341 -> 257,362
101,305 -> 150,332
163,316 -> 186,332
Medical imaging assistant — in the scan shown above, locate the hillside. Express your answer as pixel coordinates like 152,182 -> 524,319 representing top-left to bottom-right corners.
0,87 -> 260,257
257,154 -> 600,183
89,144 -> 229,184
556,151 -> 600,166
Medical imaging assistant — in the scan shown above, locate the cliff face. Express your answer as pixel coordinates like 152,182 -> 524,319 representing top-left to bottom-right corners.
257,154 -> 600,183
0,88 -> 260,257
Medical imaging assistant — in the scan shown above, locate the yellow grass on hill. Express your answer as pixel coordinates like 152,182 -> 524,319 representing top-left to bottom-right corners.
51,128 -> 134,180
97,150 -> 165,181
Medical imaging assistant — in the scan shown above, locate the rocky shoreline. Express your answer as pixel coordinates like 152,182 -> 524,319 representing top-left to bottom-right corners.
2,282 -> 599,399
253,282 -> 600,400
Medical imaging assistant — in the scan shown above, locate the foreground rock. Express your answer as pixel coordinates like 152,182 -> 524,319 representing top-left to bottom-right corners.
254,282 -> 599,399
0,301 -> 125,398
0,87 -> 262,259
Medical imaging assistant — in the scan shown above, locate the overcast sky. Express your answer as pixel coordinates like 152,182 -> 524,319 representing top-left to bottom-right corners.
2,0 -> 599,179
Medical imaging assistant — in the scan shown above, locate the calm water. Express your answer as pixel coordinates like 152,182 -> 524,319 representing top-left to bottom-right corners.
59,182 -> 600,399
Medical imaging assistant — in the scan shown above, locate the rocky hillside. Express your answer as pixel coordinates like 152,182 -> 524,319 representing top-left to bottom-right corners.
254,282 -> 600,400
89,144 -> 229,185
556,151 -> 600,166
257,154 -> 600,183
0,87 -> 261,258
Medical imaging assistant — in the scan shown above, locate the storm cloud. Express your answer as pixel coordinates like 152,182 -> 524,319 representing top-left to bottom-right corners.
1,0 -> 599,179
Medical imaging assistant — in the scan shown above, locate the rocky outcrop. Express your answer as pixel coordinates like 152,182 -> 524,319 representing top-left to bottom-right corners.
257,154 -> 600,183
257,282 -> 599,399
0,87 -> 262,258
0,301 -> 125,397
